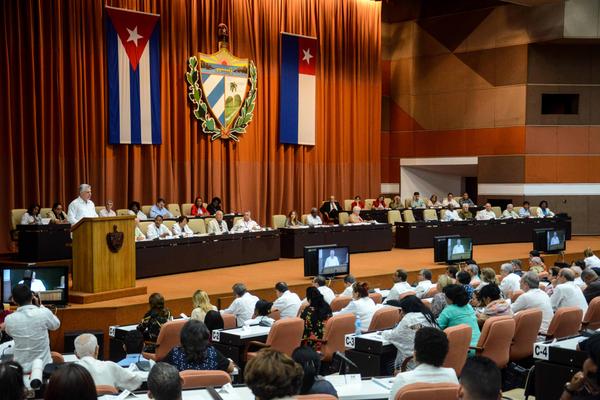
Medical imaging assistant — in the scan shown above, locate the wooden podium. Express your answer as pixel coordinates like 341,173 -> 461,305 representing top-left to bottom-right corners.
70,216 -> 146,304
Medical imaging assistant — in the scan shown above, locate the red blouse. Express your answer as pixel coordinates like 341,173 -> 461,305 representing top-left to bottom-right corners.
350,200 -> 365,210
190,204 -> 208,216
372,199 -> 386,208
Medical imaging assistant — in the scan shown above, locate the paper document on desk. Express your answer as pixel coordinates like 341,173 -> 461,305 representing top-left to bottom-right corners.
359,332 -> 391,345
372,377 -> 395,390
551,336 -> 588,350
325,373 -> 362,388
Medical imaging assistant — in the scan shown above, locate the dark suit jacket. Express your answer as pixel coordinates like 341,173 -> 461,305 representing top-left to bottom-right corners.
584,280 -> 600,303
319,201 -> 342,219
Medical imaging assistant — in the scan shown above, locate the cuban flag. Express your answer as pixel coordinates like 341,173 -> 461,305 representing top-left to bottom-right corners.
105,6 -> 161,145
279,33 -> 317,146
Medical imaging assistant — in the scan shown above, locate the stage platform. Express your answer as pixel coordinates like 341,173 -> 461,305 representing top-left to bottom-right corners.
49,236 -> 600,357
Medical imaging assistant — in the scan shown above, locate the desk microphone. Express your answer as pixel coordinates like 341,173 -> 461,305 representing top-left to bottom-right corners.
334,351 -> 359,373
0,343 -> 13,362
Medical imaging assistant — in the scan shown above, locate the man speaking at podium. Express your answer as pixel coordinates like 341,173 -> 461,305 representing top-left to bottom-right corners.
67,183 -> 98,225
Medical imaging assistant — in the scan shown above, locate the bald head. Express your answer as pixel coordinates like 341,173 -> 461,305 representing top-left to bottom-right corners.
74,333 -> 98,359
559,268 -> 575,282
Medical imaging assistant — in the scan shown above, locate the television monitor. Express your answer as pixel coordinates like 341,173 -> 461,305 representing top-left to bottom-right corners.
1,266 -> 69,306
447,237 -> 473,262
304,244 -> 336,276
303,245 -> 349,277
433,235 -> 460,263
533,228 -> 566,253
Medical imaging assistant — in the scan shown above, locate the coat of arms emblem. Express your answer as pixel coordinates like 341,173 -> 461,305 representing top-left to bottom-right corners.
106,225 -> 124,253
187,24 -> 257,141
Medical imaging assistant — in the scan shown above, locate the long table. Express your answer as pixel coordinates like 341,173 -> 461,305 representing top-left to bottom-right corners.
17,224 -> 72,261
136,230 -> 280,278
279,223 -> 394,258
395,217 -> 572,249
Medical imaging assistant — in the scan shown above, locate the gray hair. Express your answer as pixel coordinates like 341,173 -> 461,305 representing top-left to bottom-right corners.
560,268 -> 575,281
148,362 -> 182,400
74,333 -> 98,358
521,272 -> 539,289
468,264 -> 479,275
232,283 -> 247,296
571,266 -> 583,277
511,259 -> 522,268
79,184 -> 91,193
500,263 -> 513,274
582,269 -> 598,281
530,257 -> 543,266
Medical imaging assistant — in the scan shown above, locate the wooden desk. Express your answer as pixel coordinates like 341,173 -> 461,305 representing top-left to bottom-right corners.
17,224 -> 71,261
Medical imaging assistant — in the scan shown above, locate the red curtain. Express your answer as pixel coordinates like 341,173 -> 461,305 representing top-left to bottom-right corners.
0,0 -> 381,252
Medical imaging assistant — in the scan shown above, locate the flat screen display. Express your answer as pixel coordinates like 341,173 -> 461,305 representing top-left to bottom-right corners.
447,237 -> 473,262
2,266 -> 69,305
546,229 -> 566,252
318,247 -> 349,276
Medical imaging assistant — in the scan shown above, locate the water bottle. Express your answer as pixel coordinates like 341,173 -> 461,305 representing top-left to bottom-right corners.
354,317 -> 362,336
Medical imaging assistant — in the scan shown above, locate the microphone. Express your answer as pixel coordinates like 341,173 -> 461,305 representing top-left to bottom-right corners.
334,351 -> 359,373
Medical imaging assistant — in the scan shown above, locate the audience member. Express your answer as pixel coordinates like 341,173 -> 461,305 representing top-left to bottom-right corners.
47,202 -> 68,224
350,196 -> 365,210
446,265 -> 458,281
320,195 -> 342,222
457,271 -> 474,300
0,361 -> 26,400
292,346 -> 338,397
285,210 -> 304,227
459,356 -> 502,400
475,284 -> 512,324
427,194 -> 442,208
137,293 -> 172,353
146,215 -> 172,240
312,276 -> 335,304
128,201 -> 147,220
74,333 -> 142,391
306,207 -> 323,226
560,334 -> 600,399
190,197 -> 208,217
499,263 -> 521,298
389,195 -> 403,210
476,203 -> 496,220
348,206 -> 364,223
529,256 -> 546,275
467,264 -> 480,287
149,198 -> 174,219
546,266 -> 562,296
4,284 -> 60,372
431,275 -> 452,318
410,192 -> 425,208
437,284 -> 481,347
388,327 -> 458,399
44,363 -> 96,400
442,193 -> 459,208
190,290 -> 217,322
476,267 -> 499,292
458,203 -> 473,220
300,287 -> 332,351
272,282 -> 301,318
519,201 -> 531,218
204,310 -> 225,333
221,283 -> 259,326
207,210 -> 229,234
117,330 -> 146,367
584,248 -> 600,271
511,272 -> 554,335
459,192 -> 475,207
382,295 -> 438,370
537,200 -> 555,218
551,269 -> 588,313
572,266 -> 586,289
67,184 -> 98,224
245,348 -> 304,400
583,269 -> 600,304
414,269 -> 433,298
232,211 -> 261,232
502,203 -> 519,219
245,300 -> 275,327
99,200 -> 116,217
134,218 -> 146,241
373,195 -> 387,210
206,197 -> 222,215
335,282 -> 377,331
172,216 -> 193,237
164,320 -> 233,372
147,362 -> 182,400
340,274 -> 356,297
385,269 -> 412,303
511,259 -> 524,276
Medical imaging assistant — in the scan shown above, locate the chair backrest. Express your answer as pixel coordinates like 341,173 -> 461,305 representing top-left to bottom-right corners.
204,218 -> 215,230
271,214 -> 286,229
439,209 -> 447,220
141,205 -> 152,217
387,210 -> 402,224
365,199 -> 375,209
395,382 -> 459,400
266,318 -> 305,356
96,385 -> 119,395
344,199 -> 354,211
369,292 -> 383,304
530,206 -> 539,216
402,209 -> 415,223
188,219 -> 206,234
233,216 -> 243,226
477,316 -> 516,368
546,307 -> 583,339
399,291 -> 417,299
384,197 -> 393,206
511,290 -> 524,303
116,208 -> 130,216
163,220 -> 176,230
443,324 -> 472,376
181,203 -> 193,216
180,370 -> 231,389
301,214 -> 309,224
154,319 -> 187,361
269,309 -> 281,320
338,212 -> 349,225
222,313 -> 237,329
423,286 -> 438,299
330,296 -> 352,312
167,203 -> 181,217
491,206 -> 502,218
140,221 -> 153,235
583,297 -> 600,330
423,209 -> 438,221
368,306 -> 400,331
320,314 -> 356,362
510,308 -> 543,362
514,206 -> 522,215
40,208 -> 52,218
404,198 -> 412,208
95,206 -> 105,214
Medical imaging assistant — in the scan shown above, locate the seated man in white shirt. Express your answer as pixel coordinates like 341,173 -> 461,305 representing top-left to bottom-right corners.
551,268 -> 588,313
149,198 -> 174,219
388,327 -> 458,399
99,200 -> 117,217
519,201 -> 532,218
147,362 -> 182,400
67,183 -> 98,225
476,203 -> 496,220
306,207 -> 323,226
221,283 -> 259,326
443,204 -> 462,222
571,266 -> 587,289
172,216 -> 193,237
271,282 -> 301,318
74,333 -> 143,392
414,269 -> 433,299
502,203 -> 520,219
207,210 -> 229,234
4,284 -> 61,372
339,274 -> 356,297
146,215 -> 172,240
499,263 -> 521,298
232,211 -> 261,233
385,269 -> 413,303
442,193 -> 460,208
324,249 -> 340,267
310,276 -> 335,305
459,356 -> 502,400
511,272 -> 554,334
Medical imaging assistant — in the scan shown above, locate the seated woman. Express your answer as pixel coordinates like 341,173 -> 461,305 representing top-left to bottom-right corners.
372,195 -> 387,210
334,282 -> 377,331
172,215 -> 193,237
382,295 -> 438,371
285,210 -> 304,227
128,201 -> 147,221
146,215 -> 172,240
437,284 -> 481,347
475,268 -> 498,292
427,194 -> 442,208
300,287 -> 332,351
475,284 -> 512,326
292,346 -> 338,397
206,197 -> 222,215
164,320 -> 234,373
137,293 -> 172,352
190,197 -> 208,217
536,200 -> 555,218
389,195 -> 403,210
191,290 -> 217,322
204,310 -> 225,334
244,300 -> 275,327
350,196 -> 365,210
431,275 -> 453,318
47,202 -> 68,224
20,203 -> 42,225
98,200 -> 116,217
134,218 -> 146,241
347,206 -> 364,224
